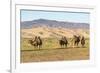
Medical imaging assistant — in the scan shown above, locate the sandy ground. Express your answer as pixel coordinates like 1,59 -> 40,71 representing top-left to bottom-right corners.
21,47 -> 89,63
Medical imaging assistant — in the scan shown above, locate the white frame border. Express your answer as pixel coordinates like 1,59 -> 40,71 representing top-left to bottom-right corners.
11,4 -> 96,73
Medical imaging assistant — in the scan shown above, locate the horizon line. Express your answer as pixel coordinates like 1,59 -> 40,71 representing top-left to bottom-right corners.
21,18 -> 89,24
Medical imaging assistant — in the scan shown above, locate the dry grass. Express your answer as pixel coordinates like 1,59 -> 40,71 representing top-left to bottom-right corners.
20,38 -> 89,63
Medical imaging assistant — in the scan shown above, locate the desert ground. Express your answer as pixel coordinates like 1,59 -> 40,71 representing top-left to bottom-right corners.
20,25 -> 90,63
21,38 -> 89,63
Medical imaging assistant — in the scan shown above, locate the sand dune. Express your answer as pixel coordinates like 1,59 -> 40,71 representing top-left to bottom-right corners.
21,26 -> 89,38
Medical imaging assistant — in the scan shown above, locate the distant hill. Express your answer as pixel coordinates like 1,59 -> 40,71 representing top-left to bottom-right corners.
21,27 -> 89,38
21,19 -> 89,29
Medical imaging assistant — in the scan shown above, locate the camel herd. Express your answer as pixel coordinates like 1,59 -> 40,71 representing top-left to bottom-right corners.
29,35 -> 85,50
59,35 -> 85,48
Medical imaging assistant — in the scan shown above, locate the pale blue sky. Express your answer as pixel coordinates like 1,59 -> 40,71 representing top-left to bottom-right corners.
21,10 -> 90,23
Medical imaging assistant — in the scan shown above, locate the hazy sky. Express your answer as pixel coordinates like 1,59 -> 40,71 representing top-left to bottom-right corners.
21,10 -> 90,23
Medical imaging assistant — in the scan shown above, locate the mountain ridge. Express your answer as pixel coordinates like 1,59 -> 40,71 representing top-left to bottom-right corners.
21,19 -> 89,29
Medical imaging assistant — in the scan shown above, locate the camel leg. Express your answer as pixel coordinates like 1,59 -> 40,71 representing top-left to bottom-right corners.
73,42 -> 76,48
38,45 -> 40,50
72,41 -> 74,48
65,44 -> 67,48
60,44 -> 63,48
77,42 -> 79,47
